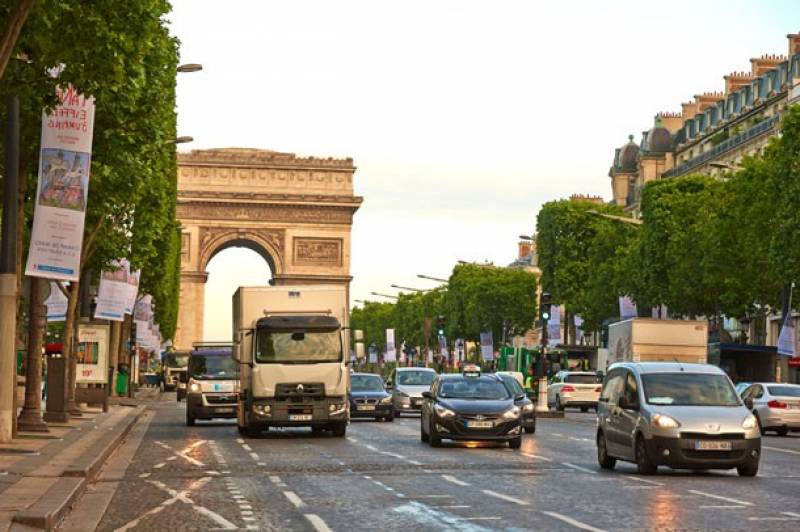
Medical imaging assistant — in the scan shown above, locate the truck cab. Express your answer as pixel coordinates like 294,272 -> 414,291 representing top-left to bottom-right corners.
185,345 -> 238,426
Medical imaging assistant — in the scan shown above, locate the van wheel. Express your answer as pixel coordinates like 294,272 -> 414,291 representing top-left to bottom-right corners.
737,460 -> 759,477
635,435 -> 657,475
597,431 -> 616,470
186,411 -> 195,427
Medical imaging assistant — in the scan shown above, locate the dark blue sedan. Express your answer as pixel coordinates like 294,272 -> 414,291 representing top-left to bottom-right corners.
349,373 -> 394,422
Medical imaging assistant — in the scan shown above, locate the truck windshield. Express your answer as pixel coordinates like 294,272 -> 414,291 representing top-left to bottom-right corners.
164,352 -> 189,368
642,373 -> 739,406
255,329 -> 341,364
190,355 -> 236,380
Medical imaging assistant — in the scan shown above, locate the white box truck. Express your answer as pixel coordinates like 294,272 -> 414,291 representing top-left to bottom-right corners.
233,285 -> 350,437
607,318 -> 707,367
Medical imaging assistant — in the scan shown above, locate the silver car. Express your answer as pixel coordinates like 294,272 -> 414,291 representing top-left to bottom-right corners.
596,362 -> 761,476
741,382 -> 800,436
387,367 -> 437,417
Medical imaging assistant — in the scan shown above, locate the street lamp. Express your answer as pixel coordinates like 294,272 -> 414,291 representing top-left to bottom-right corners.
518,235 -> 533,241
169,136 -> 194,144
177,63 -> 203,73
390,284 -> 429,292
585,210 -> 643,226
417,274 -> 448,283
371,292 -> 399,300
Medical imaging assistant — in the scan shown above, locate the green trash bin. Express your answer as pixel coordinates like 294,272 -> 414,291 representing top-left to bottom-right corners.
116,372 -> 129,395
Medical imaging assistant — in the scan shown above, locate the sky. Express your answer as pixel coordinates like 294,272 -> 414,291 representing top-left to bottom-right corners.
166,0 -> 799,341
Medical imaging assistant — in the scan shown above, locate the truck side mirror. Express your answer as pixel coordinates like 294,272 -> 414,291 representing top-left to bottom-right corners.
233,330 -> 253,365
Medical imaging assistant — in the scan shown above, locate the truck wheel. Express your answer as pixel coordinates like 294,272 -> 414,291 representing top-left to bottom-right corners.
245,420 -> 262,438
237,423 -> 246,435
777,426 -> 789,437
186,411 -> 195,426
331,422 -> 346,437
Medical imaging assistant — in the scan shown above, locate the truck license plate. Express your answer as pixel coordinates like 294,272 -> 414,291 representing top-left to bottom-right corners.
695,440 -> 732,451
289,414 -> 312,421
466,421 -> 493,429
357,405 -> 375,411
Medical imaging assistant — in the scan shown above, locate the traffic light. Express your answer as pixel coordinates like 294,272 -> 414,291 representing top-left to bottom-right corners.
436,315 -> 446,336
539,292 -> 552,322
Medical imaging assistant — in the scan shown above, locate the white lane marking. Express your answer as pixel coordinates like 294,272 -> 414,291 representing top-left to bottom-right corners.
305,514 -> 333,532
561,462 -> 597,474
464,517 -> 502,521
482,489 -> 529,506
407,460 -> 423,465
138,473 -> 151,478
236,438 -> 245,444
541,511 -> 607,532
258,462 -> 266,466
365,444 -> 378,451
436,505 -> 471,509
283,490 -> 306,508
241,511 -> 254,516
249,452 -> 259,461
749,517 -> 800,521
700,505 -> 747,509
239,504 -> 252,510
166,456 -> 178,461
624,475 -> 662,486
521,452 -> 552,462
394,501 -> 493,532
415,495 -> 454,499
763,445 -> 800,456
688,490 -> 753,506
153,462 -> 166,469
242,443 -> 253,451
346,436 -> 359,443
155,440 -> 206,467
569,436 -> 593,443
442,474 -> 470,487
269,475 -> 282,484
784,512 -> 800,518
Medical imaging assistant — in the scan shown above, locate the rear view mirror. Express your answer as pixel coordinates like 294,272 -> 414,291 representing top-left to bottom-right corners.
744,397 -> 754,410
515,393 -> 526,401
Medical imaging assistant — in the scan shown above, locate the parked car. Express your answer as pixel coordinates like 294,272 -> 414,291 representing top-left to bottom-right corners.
741,382 -> 800,436
596,362 -> 761,476
548,371 -> 602,411
349,373 -> 394,422
497,373 -> 535,433
387,367 -> 437,416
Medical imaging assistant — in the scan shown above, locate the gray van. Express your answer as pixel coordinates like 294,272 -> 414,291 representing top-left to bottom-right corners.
596,362 -> 761,476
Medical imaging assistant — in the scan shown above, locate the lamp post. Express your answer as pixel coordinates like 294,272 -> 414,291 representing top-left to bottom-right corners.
370,292 -> 399,300
416,274 -> 448,283
177,63 -> 203,73
390,284 -> 429,293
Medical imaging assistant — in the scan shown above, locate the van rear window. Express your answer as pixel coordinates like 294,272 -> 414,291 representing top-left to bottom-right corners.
565,374 -> 600,384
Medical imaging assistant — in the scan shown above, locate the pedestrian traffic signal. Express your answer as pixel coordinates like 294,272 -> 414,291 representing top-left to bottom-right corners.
540,292 -> 552,322
436,315 -> 446,336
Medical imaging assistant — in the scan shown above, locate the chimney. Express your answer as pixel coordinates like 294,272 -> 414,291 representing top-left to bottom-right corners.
655,112 -> 682,134
724,71 -> 754,95
788,32 -> 800,58
694,92 -> 725,112
750,54 -> 787,77
681,101 -> 699,121
518,241 -> 532,260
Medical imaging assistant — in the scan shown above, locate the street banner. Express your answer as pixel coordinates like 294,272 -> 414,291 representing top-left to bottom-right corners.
368,344 -> 377,364
574,315 -> 584,344
547,306 -> 561,347
651,304 -> 668,319
427,348 -> 434,364
94,260 -> 129,321
385,329 -> 396,362
76,323 -> 109,384
25,87 -> 95,281
777,315 -> 796,357
45,281 -> 68,322
480,331 -> 494,361
455,338 -> 465,362
124,267 -> 140,314
398,342 -> 406,364
135,319 -> 149,346
134,294 -> 152,322
619,296 -> 638,320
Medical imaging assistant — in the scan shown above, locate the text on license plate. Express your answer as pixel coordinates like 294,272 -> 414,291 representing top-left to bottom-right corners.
216,407 -> 234,413
289,414 -> 312,421
695,440 -> 732,451
357,405 -> 375,411
466,421 -> 493,429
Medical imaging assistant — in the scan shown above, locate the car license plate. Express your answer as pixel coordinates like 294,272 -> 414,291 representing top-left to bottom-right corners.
695,440 -> 732,451
466,421 -> 493,429
357,405 -> 375,411
289,414 -> 312,421
216,407 -> 234,413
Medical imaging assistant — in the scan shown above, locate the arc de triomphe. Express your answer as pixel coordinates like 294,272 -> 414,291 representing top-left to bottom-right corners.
174,148 -> 362,349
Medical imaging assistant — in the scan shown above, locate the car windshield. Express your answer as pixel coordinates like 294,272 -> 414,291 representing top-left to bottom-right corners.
642,373 -> 739,406
565,374 -> 600,384
397,371 -> 436,386
439,378 -> 511,400
499,375 -> 524,395
189,355 -> 236,380
768,386 -> 800,397
255,329 -> 341,364
352,375 -> 384,392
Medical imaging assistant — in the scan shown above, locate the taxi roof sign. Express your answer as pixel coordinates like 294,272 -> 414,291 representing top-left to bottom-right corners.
463,364 -> 481,378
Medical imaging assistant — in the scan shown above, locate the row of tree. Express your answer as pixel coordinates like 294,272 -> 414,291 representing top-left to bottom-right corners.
350,264 -> 538,353
535,105 -> 800,337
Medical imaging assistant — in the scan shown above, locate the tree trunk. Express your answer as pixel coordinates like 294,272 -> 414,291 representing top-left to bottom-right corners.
0,0 -> 37,83
63,281 -> 81,416
17,276 -> 48,431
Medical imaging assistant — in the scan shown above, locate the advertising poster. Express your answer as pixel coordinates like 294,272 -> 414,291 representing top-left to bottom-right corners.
547,306 -> 561,347
45,281 -> 68,322
480,331 -> 494,361
455,338 -> 465,362
777,315 -> 796,357
385,329 -> 396,362
134,294 -> 152,322
619,296 -> 638,320
574,315 -> 584,344
94,260 -> 129,321
368,344 -> 377,364
124,267 -> 140,314
76,323 -> 109,383
25,87 -> 95,281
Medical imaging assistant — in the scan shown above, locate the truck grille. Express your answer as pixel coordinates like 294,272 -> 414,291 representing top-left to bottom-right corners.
275,382 -> 325,402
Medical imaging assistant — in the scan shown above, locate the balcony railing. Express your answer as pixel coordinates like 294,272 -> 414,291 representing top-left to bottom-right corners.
663,115 -> 779,178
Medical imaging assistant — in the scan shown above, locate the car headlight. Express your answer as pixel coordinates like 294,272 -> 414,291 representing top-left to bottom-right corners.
651,413 -> 681,429
434,404 -> 455,418
502,406 -> 521,420
742,414 -> 757,430
253,404 -> 271,415
522,403 -> 534,412
189,381 -> 201,393
380,396 -> 393,405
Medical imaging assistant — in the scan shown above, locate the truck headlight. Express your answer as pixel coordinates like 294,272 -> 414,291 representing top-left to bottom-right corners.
742,414 -> 757,430
652,414 -> 681,429
329,403 -> 346,415
502,406 -> 521,420
434,404 -> 455,418
380,396 -> 393,405
189,381 -> 201,393
253,404 -> 271,415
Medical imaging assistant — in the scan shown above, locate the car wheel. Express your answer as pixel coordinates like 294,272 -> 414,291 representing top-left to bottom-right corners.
386,414 -> 394,422
393,409 -> 400,418
635,434 -> 657,475
237,423 -> 246,435
186,411 -> 195,427
524,424 -> 536,434
429,429 -> 442,447
776,426 -> 789,437
555,395 -> 564,412
508,436 -> 522,449
597,431 -> 616,470
737,460 -> 759,477
420,422 -> 429,442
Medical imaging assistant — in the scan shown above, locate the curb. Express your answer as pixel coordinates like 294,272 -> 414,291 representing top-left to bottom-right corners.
12,405 -> 145,530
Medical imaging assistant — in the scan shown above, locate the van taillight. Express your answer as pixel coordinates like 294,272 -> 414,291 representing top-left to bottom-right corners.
767,400 -> 788,409
561,385 -> 576,392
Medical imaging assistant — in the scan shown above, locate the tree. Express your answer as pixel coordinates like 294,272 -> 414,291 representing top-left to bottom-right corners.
349,300 -> 395,353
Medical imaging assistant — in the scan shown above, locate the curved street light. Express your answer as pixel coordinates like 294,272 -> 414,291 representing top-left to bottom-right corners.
177,63 -> 203,73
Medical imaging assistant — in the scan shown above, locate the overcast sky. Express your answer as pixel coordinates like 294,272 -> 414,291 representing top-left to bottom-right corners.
167,0 -> 798,341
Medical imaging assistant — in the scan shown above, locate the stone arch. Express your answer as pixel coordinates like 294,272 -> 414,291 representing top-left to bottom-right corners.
198,229 -> 284,277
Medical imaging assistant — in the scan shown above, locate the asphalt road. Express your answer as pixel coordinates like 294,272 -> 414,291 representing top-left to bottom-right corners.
61,393 -> 800,531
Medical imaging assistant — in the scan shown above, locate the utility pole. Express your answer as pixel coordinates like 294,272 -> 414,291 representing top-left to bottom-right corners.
0,95 -> 20,442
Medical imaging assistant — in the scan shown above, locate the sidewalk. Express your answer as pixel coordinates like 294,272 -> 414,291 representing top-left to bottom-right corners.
0,387 -> 159,531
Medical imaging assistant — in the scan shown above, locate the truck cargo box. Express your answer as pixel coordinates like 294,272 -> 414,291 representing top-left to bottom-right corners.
607,318 -> 707,367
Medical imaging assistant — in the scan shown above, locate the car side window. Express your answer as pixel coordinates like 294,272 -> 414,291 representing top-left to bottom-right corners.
623,371 -> 639,407
753,385 -> 763,399
600,369 -> 624,404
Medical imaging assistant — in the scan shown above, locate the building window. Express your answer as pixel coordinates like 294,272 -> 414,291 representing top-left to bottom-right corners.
181,233 -> 190,263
